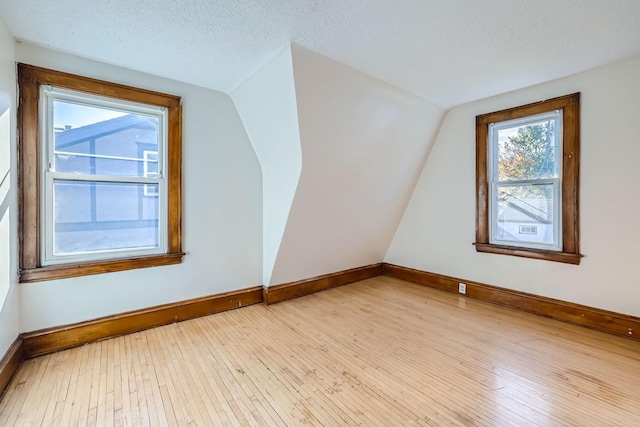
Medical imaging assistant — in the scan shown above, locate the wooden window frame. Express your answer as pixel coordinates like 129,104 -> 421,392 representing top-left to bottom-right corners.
17,63 -> 184,282
475,93 -> 582,265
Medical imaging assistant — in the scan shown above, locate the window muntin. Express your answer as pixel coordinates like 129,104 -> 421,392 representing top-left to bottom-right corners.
41,87 -> 168,265
488,111 -> 562,251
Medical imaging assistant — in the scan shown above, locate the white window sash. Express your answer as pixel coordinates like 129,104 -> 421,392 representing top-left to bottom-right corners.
487,111 -> 563,251
40,86 -> 168,265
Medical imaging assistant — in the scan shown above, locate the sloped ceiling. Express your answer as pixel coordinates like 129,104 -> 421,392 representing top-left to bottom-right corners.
268,45 -> 444,285
1,1 -> 640,107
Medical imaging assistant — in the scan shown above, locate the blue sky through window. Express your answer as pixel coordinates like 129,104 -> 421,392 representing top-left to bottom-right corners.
53,100 -> 126,130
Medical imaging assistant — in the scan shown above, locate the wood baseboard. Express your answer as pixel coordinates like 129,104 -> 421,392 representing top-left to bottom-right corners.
264,263 -> 384,305
0,338 -> 24,399
13,261 -> 638,373
22,286 -> 263,358
383,263 -> 640,342
20,262 -> 385,359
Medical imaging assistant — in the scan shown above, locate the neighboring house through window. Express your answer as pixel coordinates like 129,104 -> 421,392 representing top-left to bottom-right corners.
475,93 -> 582,264
18,64 -> 183,282
143,150 -> 160,196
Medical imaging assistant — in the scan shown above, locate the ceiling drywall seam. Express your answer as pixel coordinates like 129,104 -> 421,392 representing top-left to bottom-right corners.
231,46 -> 302,286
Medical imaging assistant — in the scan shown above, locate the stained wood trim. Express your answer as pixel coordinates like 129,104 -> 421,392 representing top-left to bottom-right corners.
167,103 -> 183,253
20,264 -> 384,358
20,253 -> 185,283
17,64 -> 41,270
17,63 -> 183,282
263,263 -> 384,305
383,263 -> 640,342
473,243 -> 581,265
22,286 -> 263,358
475,113 -> 489,244
476,94 -> 580,126
0,338 -> 24,399
561,94 -> 580,255
475,93 -> 581,264
17,63 -> 181,107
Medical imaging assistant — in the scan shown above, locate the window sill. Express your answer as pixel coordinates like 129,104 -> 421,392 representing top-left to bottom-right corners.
473,243 -> 582,265
19,252 -> 185,283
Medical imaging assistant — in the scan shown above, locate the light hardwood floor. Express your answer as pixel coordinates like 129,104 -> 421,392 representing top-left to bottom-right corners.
1,276 -> 640,426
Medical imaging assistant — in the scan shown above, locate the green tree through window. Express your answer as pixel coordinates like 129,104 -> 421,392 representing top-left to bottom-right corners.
498,121 -> 556,182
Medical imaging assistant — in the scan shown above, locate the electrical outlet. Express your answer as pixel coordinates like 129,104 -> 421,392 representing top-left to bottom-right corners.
458,283 -> 466,294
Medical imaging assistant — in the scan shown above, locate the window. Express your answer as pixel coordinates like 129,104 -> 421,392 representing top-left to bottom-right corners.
18,64 -> 183,282
475,93 -> 581,264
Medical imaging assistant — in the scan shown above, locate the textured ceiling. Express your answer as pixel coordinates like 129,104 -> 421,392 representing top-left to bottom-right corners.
1,0 -> 640,107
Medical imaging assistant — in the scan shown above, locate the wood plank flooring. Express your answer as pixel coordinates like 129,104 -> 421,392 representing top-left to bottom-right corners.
1,276 -> 640,426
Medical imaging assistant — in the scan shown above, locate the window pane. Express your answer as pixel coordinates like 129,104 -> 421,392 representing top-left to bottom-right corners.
497,119 -> 558,181
53,180 -> 159,255
495,184 -> 556,246
53,100 -> 159,177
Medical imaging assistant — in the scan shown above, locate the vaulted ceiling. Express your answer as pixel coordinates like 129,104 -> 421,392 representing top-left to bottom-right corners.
1,0 -> 640,107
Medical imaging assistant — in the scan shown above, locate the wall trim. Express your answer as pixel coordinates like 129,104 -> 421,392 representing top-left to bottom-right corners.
263,263 -> 384,305
17,263 -> 384,361
21,286 -> 263,358
383,263 -> 640,342
5,261 -> 638,397
0,338 -> 24,400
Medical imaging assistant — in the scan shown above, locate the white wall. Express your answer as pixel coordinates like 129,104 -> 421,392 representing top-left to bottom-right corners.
231,47 -> 302,286
270,45 -> 445,285
16,43 -> 262,331
0,19 -> 20,355
386,55 -> 640,317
